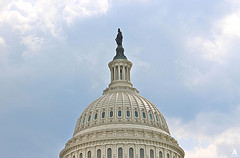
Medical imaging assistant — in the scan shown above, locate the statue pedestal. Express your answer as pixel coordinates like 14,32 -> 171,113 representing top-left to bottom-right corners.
113,46 -> 127,60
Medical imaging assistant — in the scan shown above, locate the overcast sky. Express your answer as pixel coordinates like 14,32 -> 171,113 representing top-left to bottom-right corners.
0,0 -> 240,157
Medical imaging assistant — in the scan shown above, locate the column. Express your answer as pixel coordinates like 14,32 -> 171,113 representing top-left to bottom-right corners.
128,67 -> 130,82
123,66 -> 125,81
111,67 -> 113,82
162,149 -> 165,158
114,66 -> 116,81
126,67 -> 129,81
116,66 -> 119,80
118,65 -> 120,80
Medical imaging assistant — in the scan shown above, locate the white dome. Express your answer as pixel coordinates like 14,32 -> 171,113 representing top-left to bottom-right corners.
60,31 -> 184,158
73,90 -> 170,136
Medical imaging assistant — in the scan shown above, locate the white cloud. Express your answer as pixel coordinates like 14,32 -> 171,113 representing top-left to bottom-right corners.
186,144 -> 219,158
187,35 -> 230,64
0,37 -> 6,46
168,106 -> 240,158
0,0 -> 110,50
181,0 -> 240,89
184,127 -> 240,158
220,13 -> 240,37
21,35 -> 44,52
0,37 -> 7,65
186,0 -> 240,63
63,0 -> 109,25
0,0 -> 37,34
0,0 -> 109,32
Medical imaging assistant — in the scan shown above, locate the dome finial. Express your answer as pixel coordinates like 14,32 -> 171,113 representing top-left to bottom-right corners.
114,28 -> 127,60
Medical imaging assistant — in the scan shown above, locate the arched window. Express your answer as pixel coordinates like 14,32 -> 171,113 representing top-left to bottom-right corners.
79,118 -> 81,125
94,113 -> 98,120
167,153 -> 170,158
116,66 -> 119,80
107,148 -> 112,158
125,67 -> 127,80
140,148 -> 144,158
129,148 -> 134,158
150,149 -> 154,158
88,115 -> 91,122
83,117 -> 85,124
159,151 -> 162,158
161,117 -> 164,125
110,111 -> 113,117
112,68 -> 114,81
156,115 -> 159,121
102,112 -> 105,118
97,149 -> 101,158
120,67 -> 123,80
79,153 -> 82,158
118,147 -> 123,158
149,113 -> 153,120
142,112 -> 146,118
118,110 -> 122,117
126,110 -> 130,117
88,151 -> 91,158
135,111 -> 138,117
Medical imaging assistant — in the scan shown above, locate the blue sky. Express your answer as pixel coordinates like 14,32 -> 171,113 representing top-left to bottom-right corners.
0,0 -> 240,157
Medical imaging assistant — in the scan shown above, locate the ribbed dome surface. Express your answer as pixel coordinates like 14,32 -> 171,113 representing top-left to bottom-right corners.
73,90 -> 170,136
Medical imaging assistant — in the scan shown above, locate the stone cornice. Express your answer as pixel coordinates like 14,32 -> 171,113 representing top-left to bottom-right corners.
60,127 -> 184,158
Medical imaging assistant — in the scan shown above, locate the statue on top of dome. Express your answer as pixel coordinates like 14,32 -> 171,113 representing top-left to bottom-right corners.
115,28 -> 123,46
113,28 -> 127,60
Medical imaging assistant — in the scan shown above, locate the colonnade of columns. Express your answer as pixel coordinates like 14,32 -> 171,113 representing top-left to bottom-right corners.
110,64 -> 131,82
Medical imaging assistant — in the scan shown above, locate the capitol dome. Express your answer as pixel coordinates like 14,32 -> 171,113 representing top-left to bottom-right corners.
60,29 -> 184,158
73,90 -> 170,136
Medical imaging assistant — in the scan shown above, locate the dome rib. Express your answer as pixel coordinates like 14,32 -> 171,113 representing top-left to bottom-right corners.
138,96 -> 152,124
125,92 -> 134,119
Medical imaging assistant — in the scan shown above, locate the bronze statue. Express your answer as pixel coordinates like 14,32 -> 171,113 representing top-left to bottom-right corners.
113,28 -> 127,60
115,28 -> 123,46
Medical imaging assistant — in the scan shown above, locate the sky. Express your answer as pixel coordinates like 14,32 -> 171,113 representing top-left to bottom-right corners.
0,0 -> 240,157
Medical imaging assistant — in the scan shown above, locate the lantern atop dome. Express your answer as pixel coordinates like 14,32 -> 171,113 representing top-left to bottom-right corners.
103,28 -> 139,94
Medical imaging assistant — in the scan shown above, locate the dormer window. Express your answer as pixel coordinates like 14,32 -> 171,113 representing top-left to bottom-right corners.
110,111 -> 113,118
83,117 -> 85,124
149,113 -> 153,120
118,110 -> 122,117
102,112 -> 105,119
142,112 -> 146,118
126,110 -> 130,117
88,115 -> 91,122
135,111 -> 139,117
94,113 -> 98,120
